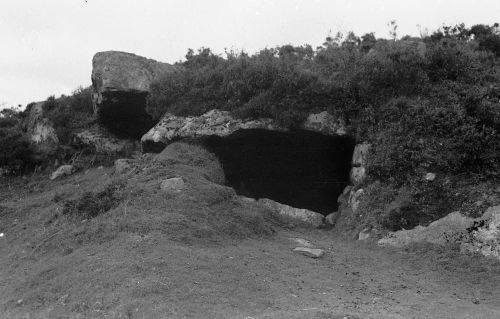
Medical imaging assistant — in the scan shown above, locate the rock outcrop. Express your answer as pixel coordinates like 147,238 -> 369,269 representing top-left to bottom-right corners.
378,206 -> 500,261
74,127 -> 139,155
378,211 -> 473,247
350,143 -> 370,185
461,206 -> 500,260
302,111 -> 346,135
141,110 -> 281,152
348,188 -> 365,214
25,102 -> 59,152
332,142 -> 370,234
91,51 -> 180,138
141,109 -> 346,152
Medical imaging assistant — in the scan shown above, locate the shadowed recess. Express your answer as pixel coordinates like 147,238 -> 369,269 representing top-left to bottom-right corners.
97,91 -> 155,139
202,129 -> 355,215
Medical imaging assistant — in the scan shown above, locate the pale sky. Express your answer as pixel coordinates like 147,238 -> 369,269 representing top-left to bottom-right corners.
1,0 -> 500,108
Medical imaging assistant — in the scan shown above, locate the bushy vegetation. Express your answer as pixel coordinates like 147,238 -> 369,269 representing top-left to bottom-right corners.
41,86 -> 94,144
0,87 -> 95,176
146,24 -> 499,129
147,23 -> 500,229
147,46 -> 331,127
0,108 -> 36,173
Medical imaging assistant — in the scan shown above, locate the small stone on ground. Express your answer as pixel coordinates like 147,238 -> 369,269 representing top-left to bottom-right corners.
358,228 -> 371,241
293,247 -> 325,258
325,212 -> 340,225
160,177 -> 185,193
290,238 -> 314,247
50,165 -> 75,180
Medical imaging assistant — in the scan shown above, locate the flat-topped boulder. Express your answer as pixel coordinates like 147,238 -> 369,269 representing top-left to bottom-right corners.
91,51 -> 180,138
141,109 -> 346,153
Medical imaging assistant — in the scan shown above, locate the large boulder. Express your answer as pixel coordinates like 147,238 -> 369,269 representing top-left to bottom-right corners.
91,51 -> 180,138
141,109 -> 346,153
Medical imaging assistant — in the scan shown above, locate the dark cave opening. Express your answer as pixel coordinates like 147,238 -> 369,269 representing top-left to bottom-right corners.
98,91 -> 155,139
202,129 -> 355,215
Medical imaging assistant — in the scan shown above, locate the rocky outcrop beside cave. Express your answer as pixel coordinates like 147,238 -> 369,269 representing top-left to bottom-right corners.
350,143 -> 370,185
141,110 -> 282,152
25,102 -> 59,152
461,206 -> 500,260
141,109 -> 346,152
377,212 -> 473,247
378,206 -> 500,261
91,51 -> 181,138
74,127 -> 139,156
332,142 -> 371,235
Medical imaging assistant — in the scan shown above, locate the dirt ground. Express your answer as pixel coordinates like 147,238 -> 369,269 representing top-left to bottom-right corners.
2,225 -> 500,319
1,145 -> 500,319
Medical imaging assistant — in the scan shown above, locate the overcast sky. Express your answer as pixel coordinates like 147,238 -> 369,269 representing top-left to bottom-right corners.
1,0 -> 500,108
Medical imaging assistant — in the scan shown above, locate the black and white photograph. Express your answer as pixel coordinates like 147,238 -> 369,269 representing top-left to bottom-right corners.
1,1 -> 500,318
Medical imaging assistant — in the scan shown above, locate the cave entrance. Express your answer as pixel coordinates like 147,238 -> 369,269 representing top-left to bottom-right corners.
97,91 -> 155,139
202,129 -> 355,215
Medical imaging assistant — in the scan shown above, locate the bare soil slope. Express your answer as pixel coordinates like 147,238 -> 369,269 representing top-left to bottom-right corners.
1,143 -> 500,319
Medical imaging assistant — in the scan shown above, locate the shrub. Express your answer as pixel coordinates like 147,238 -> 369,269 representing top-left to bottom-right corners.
42,87 -> 95,144
425,38 -> 480,82
367,97 -> 500,181
0,108 -> 36,173
146,46 -> 330,127
468,23 -> 500,57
